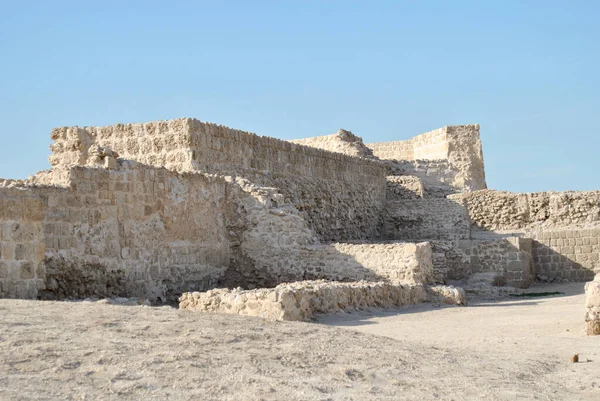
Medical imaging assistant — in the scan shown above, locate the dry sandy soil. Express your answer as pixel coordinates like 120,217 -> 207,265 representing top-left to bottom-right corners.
1,283 -> 599,401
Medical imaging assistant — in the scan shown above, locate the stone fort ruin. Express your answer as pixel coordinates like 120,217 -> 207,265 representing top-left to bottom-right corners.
1,118 -> 599,321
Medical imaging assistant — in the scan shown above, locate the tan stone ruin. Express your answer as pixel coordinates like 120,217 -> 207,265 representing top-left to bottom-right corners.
1,118 -> 599,323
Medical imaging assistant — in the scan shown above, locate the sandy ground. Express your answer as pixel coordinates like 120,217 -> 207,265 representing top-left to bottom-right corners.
1,283 -> 599,401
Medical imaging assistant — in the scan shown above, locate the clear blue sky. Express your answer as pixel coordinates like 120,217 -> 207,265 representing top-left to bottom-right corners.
1,1 -> 598,192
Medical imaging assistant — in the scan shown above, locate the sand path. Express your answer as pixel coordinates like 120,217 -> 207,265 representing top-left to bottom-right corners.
1,283 -> 598,400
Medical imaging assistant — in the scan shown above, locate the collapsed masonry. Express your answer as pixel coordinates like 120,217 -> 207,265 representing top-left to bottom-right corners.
1,118 -> 599,321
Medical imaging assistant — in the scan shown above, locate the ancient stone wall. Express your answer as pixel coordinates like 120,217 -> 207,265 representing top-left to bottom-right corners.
456,238 -> 534,288
1,163 -> 233,302
383,198 -> 470,241
367,139 -> 414,161
385,160 -> 460,196
585,274 -> 600,335
453,190 -> 600,232
288,129 -> 374,158
0,187 -> 46,298
50,119 -> 385,185
430,238 -> 534,287
528,228 -> 600,282
367,124 -> 486,192
298,242 -> 434,284
49,118 -> 388,242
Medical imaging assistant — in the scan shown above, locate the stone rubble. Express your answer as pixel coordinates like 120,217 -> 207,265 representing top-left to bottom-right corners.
179,280 -> 466,321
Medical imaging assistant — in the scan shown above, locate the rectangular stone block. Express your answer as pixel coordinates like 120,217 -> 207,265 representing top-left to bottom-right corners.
23,197 -> 45,221
20,261 -> 35,279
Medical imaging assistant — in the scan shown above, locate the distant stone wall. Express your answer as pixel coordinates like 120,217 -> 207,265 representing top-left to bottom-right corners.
412,127 -> 449,160
288,129 -> 374,158
383,198 -> 470,241
457,238 -> 534,288
528,228 -> 599,282
50,119 -> 386,186
452,190 -> 600,232
367,125 -> 486,191
237,172 -> 385,242
386,160 -> 460,196
0,188 -> 46,298
49,118 -> 388,242
298,242 -> 434,284
367,140 -> 414,160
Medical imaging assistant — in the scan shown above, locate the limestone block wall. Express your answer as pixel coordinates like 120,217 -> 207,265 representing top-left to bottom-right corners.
49,119 -> 386,185
367,124 -> 486,191
386,176 -> 425,200
49,118 -> 388,242
0,188 -> 46,298
383,198 -> 470,241
297,242 -> 434,284
386,160 -> 460,196
412,127 -> 449,160
528,228 -> 600,282
288,129 -> 374,158
49,120 -> 197,172
367,139 -> 414,160
444,125 -> 486,191
239,172 -> 385,241
452,190 -> 600,232
430,238 -> 534,287
44,165 -> 232,302
456,238 -> 534,288
224,182 -> 428,287
179,280 -> 466,321
0,163 -> 233,302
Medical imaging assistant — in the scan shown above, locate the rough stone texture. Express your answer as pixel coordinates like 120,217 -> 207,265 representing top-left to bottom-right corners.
429,238 -> 534,287
457,237 -> 534,288
288,129 -> 374,158
50,119 -> 386,185
49,119 -> 388,242
0,188 -> 45,299
297,242 -> 434,284
179,280 -> 466,321
386,176 -> 425,199
453,190 -> 600,232
528,228 -> 600,282
385,159 -> 460,196
3,116 -> 600,306
367,124 -> 486,192
1,163 -> 232,302
584,274 -> 600,335
383,198 -> 470,241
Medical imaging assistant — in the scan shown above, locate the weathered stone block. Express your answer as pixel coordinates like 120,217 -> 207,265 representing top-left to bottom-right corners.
20,261 -> 35,279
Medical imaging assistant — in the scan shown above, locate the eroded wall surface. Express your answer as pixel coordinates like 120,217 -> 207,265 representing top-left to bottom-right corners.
49,118 -> 388,242
1,164 -> 232,301
0,187 -> 46,298
383,198 -> 470,241
179,280 -> 466,321
288,129 -> 374,158
453,190 -> 600,232
366,124 -> 486,192
528,228 -> 599,282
